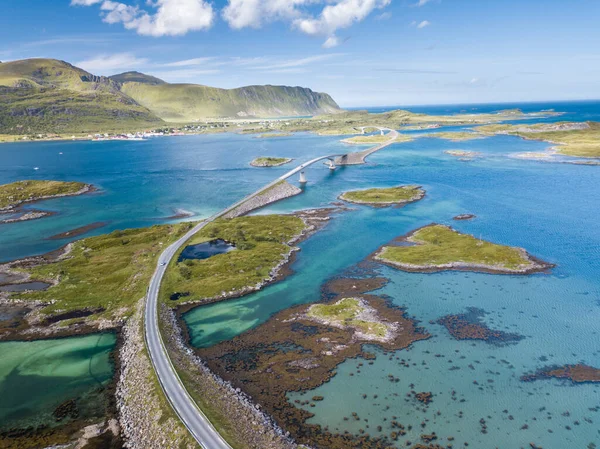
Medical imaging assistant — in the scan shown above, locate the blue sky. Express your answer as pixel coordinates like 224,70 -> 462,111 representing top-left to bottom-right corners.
1,0 -> 599,107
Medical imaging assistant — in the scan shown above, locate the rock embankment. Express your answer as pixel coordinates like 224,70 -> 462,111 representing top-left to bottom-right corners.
162,305 -> 298,449
116,298 -> 196,449
223,180 -> 301,218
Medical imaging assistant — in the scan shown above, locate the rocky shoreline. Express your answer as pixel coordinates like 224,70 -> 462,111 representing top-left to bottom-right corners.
223,180 -> 302,218
194,275 -> 430,449
161,304 -> 298,449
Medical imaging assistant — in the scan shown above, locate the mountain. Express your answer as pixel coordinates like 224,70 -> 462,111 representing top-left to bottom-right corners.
109,71 -> 166,86
112,77 -> 342,122
0,58 -> 342,134
0,59 -> 163,134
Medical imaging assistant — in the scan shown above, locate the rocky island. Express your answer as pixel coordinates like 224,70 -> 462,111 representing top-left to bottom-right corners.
521,364 -> 600,384
250,156 -> 293,167
339,185 -> 425,207
372,224 -> 553,274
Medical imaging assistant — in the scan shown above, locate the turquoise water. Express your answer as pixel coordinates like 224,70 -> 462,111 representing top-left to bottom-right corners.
2,101 -> 600,446
0,333 -> 116,431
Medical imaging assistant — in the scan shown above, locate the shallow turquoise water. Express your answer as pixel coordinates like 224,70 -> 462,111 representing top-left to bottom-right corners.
0,333 -> 116,431
2,101 -> 600,446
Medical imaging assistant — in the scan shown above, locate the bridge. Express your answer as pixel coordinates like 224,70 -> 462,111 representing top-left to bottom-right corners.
144,126 -> 400,449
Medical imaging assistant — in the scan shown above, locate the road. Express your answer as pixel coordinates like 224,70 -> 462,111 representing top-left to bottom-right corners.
144,128 -> 399,449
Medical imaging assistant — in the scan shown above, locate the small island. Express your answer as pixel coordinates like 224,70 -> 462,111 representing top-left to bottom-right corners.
373,224 -> 552,274
0,180 -> 92,211
453,213 -> 476,220
339,185 -> 425,207
306,297 -> 393,342
437,308 -> 523,345
250,157 -> 293,167
445,150 -> 481,158
521,364 -> 600,384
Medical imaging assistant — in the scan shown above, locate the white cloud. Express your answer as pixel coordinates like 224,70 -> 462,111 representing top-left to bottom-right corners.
75,52 -> 148,73
162,57 -> 216,67
376,11 -> 392,20
294,0 -> 391,47
78,0 -> 215,37
221,0 -> 390,47
257,53 -> 344,70
417,20 -> 430,28
222,0 -> 316,30
415,0 -> 433,6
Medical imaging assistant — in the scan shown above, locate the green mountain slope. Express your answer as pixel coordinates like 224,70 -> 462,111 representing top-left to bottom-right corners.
0,59 -> 163,134
0,58 -> 342,134
116,80 -> 341,121
109,71 -> 166,86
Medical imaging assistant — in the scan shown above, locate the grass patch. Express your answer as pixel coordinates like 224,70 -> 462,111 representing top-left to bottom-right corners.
161,215 -> 306,303
17,223 -> 194,318
340,185 -> 424,205
250,156 -> 292,167
377,224 -> 532,271
308,298 -> 387,338
0,180 -> 89,210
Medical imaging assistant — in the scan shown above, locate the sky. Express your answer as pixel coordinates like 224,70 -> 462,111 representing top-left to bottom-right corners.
1,0 -> 599,107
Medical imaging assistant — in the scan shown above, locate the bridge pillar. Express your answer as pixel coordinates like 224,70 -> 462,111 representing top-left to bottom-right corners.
299,171 -> 307,184
380,129 -> 384,135
328,160 -> 336,171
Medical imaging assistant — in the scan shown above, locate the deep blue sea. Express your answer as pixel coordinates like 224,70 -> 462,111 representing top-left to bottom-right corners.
1,101 -> 600,447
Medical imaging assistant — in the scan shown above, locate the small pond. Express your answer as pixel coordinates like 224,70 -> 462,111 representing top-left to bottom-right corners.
0,281 -> 51,292
178,239 -> 236,262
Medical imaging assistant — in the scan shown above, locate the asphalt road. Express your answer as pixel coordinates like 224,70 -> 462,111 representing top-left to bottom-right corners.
143,129 -> 398,448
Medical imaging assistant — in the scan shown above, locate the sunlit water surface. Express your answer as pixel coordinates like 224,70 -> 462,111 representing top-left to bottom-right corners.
1,101 -> 600,446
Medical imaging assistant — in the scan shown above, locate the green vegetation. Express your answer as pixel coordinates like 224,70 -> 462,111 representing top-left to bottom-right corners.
339,185 -> 425,205
0,59 -> 163,134
118,81 -> 340,122
17,223 -> 193,318
108,71 -> 166,86
0,180 -> 89,210
250,156 -> 292,167
161,215 -> 306,303
376,224 -> 537,272
425,131 -> 484,141
477,122 -> 600,158
307,298 -> 387,339
342,133 -> 412,144
268,108 -> 559,137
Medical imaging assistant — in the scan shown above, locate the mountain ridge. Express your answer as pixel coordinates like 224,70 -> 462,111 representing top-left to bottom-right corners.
0,58 -> 342,134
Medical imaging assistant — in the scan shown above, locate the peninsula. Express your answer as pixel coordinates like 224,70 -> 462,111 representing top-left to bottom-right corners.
0,180 -> 92,211
373,224 -> 552,274
477,121 -> 600,158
